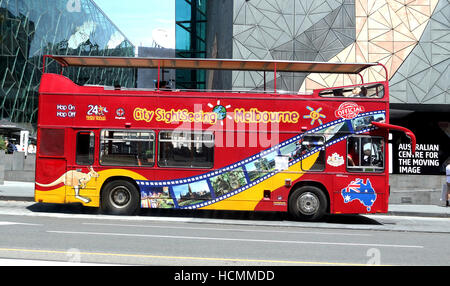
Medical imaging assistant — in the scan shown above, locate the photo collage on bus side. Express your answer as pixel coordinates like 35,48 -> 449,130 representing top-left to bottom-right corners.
138,110 -> 386,210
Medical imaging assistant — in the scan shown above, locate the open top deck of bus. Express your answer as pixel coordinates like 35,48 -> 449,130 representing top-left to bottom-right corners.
42,55 -> 388,95
45,55 -> 381,74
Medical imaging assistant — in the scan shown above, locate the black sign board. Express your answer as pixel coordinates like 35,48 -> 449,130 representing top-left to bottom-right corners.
390,112 -> 449,175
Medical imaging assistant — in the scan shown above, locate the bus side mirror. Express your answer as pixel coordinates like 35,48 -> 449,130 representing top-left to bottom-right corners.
371,121 -> 416,154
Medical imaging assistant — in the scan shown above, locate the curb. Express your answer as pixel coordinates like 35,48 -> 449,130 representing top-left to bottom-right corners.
0,195 -> 449,218
0,196 -> 35,202
386,211 -> 450,218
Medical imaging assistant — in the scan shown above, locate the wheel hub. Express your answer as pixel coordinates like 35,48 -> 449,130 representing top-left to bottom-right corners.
297,192 -> 319,215
110,186 -> 131,208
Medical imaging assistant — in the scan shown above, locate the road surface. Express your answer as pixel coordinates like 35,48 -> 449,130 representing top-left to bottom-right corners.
0,201 -> 449,266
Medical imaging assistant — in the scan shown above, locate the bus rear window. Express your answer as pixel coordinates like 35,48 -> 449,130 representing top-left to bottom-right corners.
39,128 -> 65,156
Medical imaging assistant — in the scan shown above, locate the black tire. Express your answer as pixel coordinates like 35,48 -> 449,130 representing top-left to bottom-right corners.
288,186 -> 328,221
101,180 -> 140,215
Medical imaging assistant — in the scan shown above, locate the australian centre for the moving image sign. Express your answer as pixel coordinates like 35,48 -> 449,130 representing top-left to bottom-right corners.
390,119 -> 449,175
394,143 -> 440,174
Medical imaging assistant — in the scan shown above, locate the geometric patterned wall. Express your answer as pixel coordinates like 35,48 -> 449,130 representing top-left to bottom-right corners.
232,0 -> 449,106
389,0 -> 450,105
0,0 -> 135,129
233,0 -> 356,91
300,0 -> 443,95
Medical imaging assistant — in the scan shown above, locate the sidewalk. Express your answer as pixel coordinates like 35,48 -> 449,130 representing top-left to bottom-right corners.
387,204 -> 450,218
0,181 -> 35,202
1,181 -> 450,218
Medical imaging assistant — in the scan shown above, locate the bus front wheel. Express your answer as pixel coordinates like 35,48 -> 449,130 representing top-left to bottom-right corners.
101,180 -> 140,215
288,186 -> 327,221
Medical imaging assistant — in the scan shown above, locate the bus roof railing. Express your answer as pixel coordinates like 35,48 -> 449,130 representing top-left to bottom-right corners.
43,55 -> 387,92
45,55 -> 379,74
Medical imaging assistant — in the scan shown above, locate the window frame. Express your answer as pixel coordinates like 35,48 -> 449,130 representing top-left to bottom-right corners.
157,130 -> 215,169
75,131 -> 95,166
99,129 -> 156,167
346,135 -> 385,173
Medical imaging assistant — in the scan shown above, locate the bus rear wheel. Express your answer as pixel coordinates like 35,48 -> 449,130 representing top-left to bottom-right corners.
288,186 -> 327,221
101,180 -> 140,215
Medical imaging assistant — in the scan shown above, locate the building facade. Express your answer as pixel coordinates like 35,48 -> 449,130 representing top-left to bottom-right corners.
175,0 -> 207,89
137,46 -> 175,89
175,0 -> 449,179
0,0 -> 136,134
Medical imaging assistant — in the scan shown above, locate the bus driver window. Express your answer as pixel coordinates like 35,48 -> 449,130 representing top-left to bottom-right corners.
347,136 -> 384,172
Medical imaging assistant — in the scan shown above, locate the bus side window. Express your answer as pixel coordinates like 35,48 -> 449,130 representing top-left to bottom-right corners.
366,137 -> 384,168
301,135 -> 325,171
76,131 -> 95,165
99,130 -> 155,167
319,84 -> 384,98
158,131 -> 214,168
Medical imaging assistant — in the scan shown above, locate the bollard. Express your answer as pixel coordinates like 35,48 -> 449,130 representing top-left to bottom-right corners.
441,184 -> 448,207
0,165 -> 4,185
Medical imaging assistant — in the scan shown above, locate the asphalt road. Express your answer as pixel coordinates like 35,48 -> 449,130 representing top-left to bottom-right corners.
0,201 -> 449,266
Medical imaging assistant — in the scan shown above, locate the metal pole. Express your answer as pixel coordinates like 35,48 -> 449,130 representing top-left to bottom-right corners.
157,60 -> 160,91
274,63 -> 277,93
264,71 -> 266,91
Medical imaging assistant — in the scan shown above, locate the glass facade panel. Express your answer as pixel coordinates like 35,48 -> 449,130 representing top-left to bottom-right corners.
0,0 -> 136,132
175,0 -> 207,90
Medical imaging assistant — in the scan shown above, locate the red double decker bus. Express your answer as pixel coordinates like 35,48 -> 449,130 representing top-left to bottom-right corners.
34,56 -> 415,221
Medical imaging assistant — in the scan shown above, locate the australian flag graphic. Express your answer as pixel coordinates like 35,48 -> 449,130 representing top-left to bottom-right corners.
341,178 -> 377,211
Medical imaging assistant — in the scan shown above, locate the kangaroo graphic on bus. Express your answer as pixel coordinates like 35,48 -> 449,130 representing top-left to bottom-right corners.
36,167 -> 99,203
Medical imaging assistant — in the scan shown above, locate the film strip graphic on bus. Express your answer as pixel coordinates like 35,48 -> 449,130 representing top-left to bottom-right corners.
137,110 -> 386,210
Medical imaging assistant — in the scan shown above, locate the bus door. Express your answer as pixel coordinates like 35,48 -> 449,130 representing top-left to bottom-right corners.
35,128 -> 68,203
334,135 -> 386,213
65,129 -> 98,204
